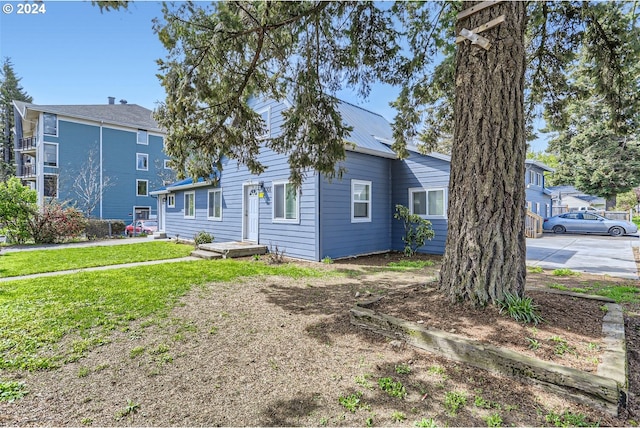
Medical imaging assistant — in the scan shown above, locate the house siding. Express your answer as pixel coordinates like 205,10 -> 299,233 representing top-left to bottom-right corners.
13,104 -> 169,223
163,97 -> 319,261
391,152 -> 450,254
319,152 -> 393,260
525,164 -> 552,218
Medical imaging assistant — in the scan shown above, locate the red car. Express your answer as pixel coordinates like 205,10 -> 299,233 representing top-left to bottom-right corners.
125,220 -> 158,237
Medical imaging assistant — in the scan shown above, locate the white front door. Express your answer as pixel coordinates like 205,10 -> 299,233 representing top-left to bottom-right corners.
244,185 -> 259,242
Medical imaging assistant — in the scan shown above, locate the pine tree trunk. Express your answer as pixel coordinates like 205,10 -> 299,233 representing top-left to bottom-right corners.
439,1 -> 527,305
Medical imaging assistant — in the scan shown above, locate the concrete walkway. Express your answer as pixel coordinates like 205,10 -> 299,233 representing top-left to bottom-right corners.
0,256 -> 199,283
1,236 -> 159,253
526,234 -> 639,280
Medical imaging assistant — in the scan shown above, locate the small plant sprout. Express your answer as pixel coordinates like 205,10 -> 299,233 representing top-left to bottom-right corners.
115,399 -> 140,420
485,413 -> 503,427
322,256 -> 333,264
527,337 -> 541,351
552,268 -> 580,277
395,363 -> 412,375
527,265 -> 543,273
414,418 -> 438,428
391,411 -> 407,422
497,292 -> 544,325
474,394 -> 492,409
355,374 -> 375,390
0,381 -> 28,402
338,392 -> 366,412
427,365 -> 445,375
444,391 -> 467,416
77,366 -> 90,378
600,305 -> 609,313
378,377 -> 407,398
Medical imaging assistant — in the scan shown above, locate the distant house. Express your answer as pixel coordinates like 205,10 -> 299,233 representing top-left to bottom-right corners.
525,159 -> 554,218
13,98 -> 172,222
548,185 -> 606,212
152,97 -> 451,261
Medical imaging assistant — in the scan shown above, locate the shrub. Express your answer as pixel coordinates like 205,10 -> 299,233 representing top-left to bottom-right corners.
394,205 -> 435,257
27,203 -> 87,244
85,219 -> 126,240
0,177 -> 37,244
194,230 -> 214,246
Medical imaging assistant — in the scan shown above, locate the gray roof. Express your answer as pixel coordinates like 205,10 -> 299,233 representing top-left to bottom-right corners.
525,159 -> 555,172
336,100 -> 396,157
13,100 -> 163,133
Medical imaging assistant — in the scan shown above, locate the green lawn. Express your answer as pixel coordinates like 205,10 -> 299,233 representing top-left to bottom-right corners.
0,241 -> 194,277
0,259 -> 328,371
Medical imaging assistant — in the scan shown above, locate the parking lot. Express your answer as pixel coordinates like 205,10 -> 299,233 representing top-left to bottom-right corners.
527,234 -> 639,279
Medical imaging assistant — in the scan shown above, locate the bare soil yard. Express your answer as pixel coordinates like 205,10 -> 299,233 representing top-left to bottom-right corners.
1,252 -> 639,427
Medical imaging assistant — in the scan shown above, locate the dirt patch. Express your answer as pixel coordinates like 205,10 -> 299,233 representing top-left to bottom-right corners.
1,252 -> 638,427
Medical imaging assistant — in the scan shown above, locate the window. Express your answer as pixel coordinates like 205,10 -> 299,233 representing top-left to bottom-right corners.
136,179 -> 148,196
535,202 -> 540,215
536,173 -> 542,186
351,180 -> 371,222
167,194 -> 175,208
43,143 -> 58,167
257,107 -> 271,138
137,129 -> 148,145
528,170 -> 535,185
163,159 -> 172,169
44,174 -> 58,197
43,113 -> 57,136
273,181 -> 298,222
184,192 -> 195,219
410,188 -> 446,217
208,189 -> 222,221
136,153 -> 148,171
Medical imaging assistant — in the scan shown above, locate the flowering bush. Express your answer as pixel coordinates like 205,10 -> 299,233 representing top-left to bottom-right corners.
27,203 -> 87,244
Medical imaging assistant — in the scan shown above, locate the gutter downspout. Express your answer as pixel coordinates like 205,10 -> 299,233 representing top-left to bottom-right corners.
99,122 -> 103,219
36,112 -> 44,206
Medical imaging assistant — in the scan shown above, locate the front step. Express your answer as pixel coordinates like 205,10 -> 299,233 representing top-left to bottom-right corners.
190,249 -> 223,260
152,232 -> 167,239
199,242 -> 267,259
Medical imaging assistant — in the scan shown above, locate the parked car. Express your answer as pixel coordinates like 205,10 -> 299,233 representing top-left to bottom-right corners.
543,212 -> 638,237
125,220 -> 158,237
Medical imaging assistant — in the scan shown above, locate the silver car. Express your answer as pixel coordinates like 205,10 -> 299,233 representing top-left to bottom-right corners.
543,212 -> 638,237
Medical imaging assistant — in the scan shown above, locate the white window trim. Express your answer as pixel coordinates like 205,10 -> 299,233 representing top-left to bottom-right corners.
43,173 -> 59,198
257,106 -> 271,139
184,191 -> 195,219
43,113 -> 58,137
163,159 -> 172,169
207,188 -> 223,221
408,187 -> 447,219
272,180 -> 300,224
351,179 -> 372,223
136,179 -> 149,196
167,193 -> 175,208
137,129 -> 148,145
136,153 -> 149,171
43,142 -> 58,167
537,172 -> 543,187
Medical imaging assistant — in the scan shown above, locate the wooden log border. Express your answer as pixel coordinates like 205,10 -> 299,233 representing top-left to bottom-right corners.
350,298 -> 627,416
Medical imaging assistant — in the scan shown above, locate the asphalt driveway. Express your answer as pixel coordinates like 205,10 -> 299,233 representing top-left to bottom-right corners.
527,234 -> 639,280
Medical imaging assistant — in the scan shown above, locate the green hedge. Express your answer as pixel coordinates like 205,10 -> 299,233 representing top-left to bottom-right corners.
85,219 -> 126,240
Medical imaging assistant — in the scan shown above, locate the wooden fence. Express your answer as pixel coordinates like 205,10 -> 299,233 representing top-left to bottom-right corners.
525,210 -> 544,238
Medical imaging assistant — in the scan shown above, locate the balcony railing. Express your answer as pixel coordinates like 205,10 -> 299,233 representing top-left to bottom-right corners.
17,164 -> 36,178
17,137 -> 37,151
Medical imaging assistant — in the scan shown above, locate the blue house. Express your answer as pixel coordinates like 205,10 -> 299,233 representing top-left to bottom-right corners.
152,98 -> 451,261
524,159 -> 554,218
13,98 -> 173,222
153,98 -> 555,261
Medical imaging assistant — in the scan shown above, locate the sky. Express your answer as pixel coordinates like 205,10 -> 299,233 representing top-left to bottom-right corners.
0,1 -> 549,152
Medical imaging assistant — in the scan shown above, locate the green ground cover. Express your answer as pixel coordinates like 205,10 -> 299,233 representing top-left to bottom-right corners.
0,259 -> 328,371
0,242 -> 194,277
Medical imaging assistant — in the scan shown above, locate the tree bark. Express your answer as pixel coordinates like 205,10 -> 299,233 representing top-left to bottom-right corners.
439,1 -> 527,305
